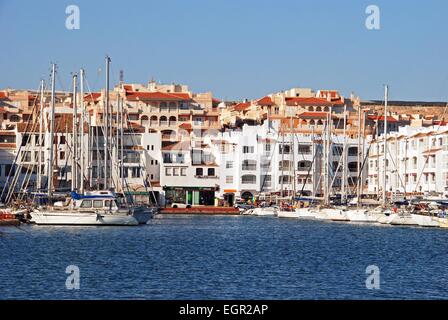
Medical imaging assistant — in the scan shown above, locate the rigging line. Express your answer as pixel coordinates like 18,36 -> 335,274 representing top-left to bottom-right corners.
1,81 -> 42,203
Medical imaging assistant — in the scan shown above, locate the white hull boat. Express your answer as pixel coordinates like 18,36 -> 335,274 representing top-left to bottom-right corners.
389,214 -> 418,226
411,214 -> 439,227
30,210 -> 138,226
323,208 -> 349,221
30,191 -> 139,226
437,217 -> 448,228
253,207 -> 278,216
377,213 -> 396,224
313,209 -> 328,220
241,209 -> 255,215
277,210 -> 299,219
295,208 -> 316,219
346,209 -> 380,223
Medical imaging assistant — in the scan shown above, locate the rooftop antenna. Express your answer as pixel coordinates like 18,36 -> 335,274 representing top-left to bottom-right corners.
119,69 -> 124,83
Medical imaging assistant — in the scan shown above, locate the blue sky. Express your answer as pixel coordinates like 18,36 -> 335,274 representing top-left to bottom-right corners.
1,0 -> 448,101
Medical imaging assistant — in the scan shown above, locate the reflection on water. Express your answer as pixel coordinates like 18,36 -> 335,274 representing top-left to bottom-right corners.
1,215 -> 448,299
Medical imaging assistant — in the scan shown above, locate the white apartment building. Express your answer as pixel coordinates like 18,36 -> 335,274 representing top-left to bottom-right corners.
367,125 -> 448,198
213,122 -> 365,205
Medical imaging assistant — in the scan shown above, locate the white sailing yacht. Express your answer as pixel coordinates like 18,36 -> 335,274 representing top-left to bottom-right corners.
29,61 -> 139,226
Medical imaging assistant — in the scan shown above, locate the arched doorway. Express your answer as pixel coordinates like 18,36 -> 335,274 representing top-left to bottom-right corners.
241,191 -> 254,202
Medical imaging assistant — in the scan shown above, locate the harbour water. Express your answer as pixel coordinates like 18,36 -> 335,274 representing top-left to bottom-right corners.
1,215 -> 448,300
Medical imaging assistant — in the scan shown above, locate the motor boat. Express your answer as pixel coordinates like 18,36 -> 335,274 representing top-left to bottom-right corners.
30,191 -> 138,226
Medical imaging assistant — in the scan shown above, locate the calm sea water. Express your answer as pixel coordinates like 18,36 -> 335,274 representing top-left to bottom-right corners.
1,215 -> 448,300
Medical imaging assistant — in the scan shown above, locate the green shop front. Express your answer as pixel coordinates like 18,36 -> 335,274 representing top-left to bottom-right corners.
164,187 -> 216,206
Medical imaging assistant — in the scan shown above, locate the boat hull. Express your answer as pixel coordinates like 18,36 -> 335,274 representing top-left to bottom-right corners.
295,208 -> 316,219
30,210 -> 138,226
131,207 -> 155,224
277,211 -> 299,218
322,208 -> 349,221
411,214 -> 439,227
346,210 -> 380,223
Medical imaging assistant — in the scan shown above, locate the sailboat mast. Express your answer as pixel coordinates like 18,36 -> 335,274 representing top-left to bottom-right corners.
104,55 -> 111,189
48,63 -> 56,199
323,112 -> 329,206
342,104 -> 347,205
291,116 -> 295,200
37,79 -> 45,192
80,69 -> 85,194
356,104 -> 361,209
382,85 -> 388,207
120,94 -> 125,195
71,73 -> 78,191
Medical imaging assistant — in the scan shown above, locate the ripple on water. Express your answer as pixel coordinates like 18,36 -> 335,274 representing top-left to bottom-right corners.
1,216 -> 448,299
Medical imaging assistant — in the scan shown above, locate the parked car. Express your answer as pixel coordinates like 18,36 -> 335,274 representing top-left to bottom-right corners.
171,203 -> 191,209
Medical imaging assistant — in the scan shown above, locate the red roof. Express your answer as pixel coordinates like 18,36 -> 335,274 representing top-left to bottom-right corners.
368,115 -> 398,123
299,111 -> 329,119
162,141 -> 191,151
178,122 -> 192,130
123,84 -> 133,92
317,90 -> 339,98
126,91 -> 191,101
0,91 -> 8,99
84,92 -> 101,102
233,102 -> 251,111
285,97 -> 333,107
256,96 -> 274,106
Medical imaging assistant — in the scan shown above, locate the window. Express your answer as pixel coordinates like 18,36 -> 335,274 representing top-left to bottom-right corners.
21,151 -> 32,162
261,175 -> 271,187
265,144 -> 271,152
165,168 -> 172,176
93,200 -> 103,208
279,144 -> 291,154
120,167 -> 128,178
5,164 -> 15,176
196,168 -> 203,176
297,160 -> 312,170
131,167 -> 140,178
241,174 -> 256,184
242,160 -> 257,170
147,145 -> 150,151
105,200 -> 113,208
151,160 -> 154,165
279,160 -> 293,171
80,200 -> 92,208
60,151 -> 65,160
226,161 -> 233,169
243,146 -> 254,154
226,176 -> 233,183
298,145 -> 311,154
151,145 -> 154,151
60,136 -> 66,144
279,175 -> 293,184
150,174 -> 154,180
173,168 -> 179,176
208,168 -> 215,176
181,168 -> 187,176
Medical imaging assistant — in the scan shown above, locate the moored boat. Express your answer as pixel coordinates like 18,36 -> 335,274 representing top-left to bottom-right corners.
30,191 -> 138,226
